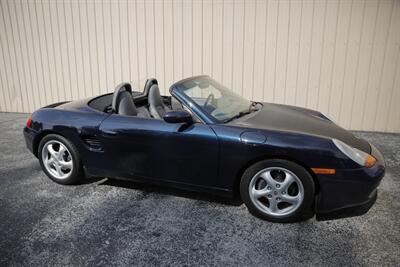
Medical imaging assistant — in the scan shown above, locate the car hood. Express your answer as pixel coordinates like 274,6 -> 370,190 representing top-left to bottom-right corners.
230,103 -> 371,153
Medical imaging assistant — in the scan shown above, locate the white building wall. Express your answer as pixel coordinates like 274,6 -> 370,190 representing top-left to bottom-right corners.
0,0 -> 399,132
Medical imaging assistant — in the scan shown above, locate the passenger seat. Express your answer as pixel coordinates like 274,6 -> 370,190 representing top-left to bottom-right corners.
148,84 -> 170,119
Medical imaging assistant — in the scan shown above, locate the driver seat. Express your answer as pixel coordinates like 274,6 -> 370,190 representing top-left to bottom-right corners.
112,83 -> 138,116
148,84 -> 170,119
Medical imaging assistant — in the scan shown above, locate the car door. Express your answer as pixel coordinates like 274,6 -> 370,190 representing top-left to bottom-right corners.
98,114 -> 219,188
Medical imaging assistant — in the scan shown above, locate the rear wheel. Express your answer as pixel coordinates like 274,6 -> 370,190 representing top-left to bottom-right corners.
240,159 -> 315,222
38,134 -> 84,185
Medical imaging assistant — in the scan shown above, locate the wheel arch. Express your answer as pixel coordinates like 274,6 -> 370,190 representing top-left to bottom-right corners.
233,155 -> 320,198
33,130 -> 67,157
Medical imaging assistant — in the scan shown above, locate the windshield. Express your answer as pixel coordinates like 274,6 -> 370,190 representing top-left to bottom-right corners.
175,77 -> 253,122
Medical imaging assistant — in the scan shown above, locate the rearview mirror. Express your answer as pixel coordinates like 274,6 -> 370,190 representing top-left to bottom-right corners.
163,110 -> 193,124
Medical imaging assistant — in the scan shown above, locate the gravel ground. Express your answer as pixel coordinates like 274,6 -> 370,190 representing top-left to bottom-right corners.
0,112 -> 399,266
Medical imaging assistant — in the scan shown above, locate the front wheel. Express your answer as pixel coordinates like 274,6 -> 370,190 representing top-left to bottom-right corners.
38,134 -> 84,185
240,159 -> 315,223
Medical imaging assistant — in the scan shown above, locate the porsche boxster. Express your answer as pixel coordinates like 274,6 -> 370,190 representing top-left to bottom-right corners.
23,75 -> 385,222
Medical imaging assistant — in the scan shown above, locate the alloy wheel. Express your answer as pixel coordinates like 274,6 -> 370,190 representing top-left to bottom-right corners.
41,140 -> 73,180
248,167 -> 304,217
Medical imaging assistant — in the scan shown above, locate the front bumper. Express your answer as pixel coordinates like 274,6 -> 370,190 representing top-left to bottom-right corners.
315,143 -> 385,219
316,189 -> 378,221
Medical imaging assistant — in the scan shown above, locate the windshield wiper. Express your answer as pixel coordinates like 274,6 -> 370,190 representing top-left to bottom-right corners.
224,103 -> 258,123
249,101 -> 259,111
224,111 -> 251,123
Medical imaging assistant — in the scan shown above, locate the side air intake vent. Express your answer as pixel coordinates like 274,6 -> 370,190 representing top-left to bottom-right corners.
82,136 -> 103,151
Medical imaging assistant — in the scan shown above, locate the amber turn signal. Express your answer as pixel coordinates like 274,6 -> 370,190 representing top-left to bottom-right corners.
311,168 -> 336,174
365,155 -> 377,168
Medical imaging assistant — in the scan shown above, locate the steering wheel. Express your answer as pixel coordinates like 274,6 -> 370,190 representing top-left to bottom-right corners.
203,93 -> 215,108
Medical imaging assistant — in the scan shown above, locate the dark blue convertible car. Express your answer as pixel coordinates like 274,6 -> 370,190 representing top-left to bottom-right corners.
23,75 -> 385,222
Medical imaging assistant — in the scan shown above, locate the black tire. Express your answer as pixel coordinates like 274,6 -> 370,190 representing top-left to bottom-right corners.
240,159 -> 315,223
38,134 -> 84,185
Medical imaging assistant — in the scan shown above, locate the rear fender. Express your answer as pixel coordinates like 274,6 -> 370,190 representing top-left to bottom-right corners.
31,108 -> 109,167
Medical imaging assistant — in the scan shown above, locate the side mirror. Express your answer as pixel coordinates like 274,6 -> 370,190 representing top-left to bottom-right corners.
163,110 -> 193,124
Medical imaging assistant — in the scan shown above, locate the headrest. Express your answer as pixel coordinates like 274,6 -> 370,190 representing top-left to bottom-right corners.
112,82 -> 132,113
143,78 -> 158,97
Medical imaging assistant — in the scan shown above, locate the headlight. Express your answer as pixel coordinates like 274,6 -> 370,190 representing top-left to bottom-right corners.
332,139 -> 376,168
